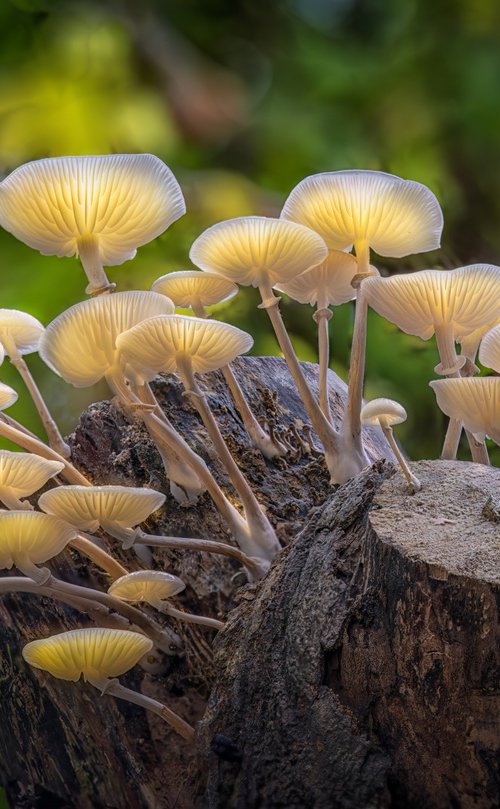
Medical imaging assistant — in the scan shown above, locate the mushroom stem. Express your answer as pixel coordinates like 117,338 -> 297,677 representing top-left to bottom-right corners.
257,278 -> 342,483
176,356 -> 281,564
77,236 -> 115,296
0,487 -> 33,510
441,419 -> 462,460
0,415 -> 90,486
93,678 -> 195,741
70,534 -> 128,580
313,306 -> 333,423
465,431 -> 490,465
380,424 -> 421,492
159,603 -> 224,631
2,413 -> 40,440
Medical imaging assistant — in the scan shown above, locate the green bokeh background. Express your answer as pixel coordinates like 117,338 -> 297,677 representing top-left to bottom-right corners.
0,0 -> 498,464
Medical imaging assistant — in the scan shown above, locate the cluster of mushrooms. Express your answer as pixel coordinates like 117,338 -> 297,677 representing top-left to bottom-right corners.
0,154 -> 497,741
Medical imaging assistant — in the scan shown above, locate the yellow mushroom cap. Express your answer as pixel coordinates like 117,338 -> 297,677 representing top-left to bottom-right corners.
22,627 -> 153,683
0,451 -> 63,498
430,377 -> 500,444
108,570 -> 185,604
38,485 -> 166,534
0,510 -> 77,571
151,271 -> 238,309
479,324 -> 500,373
0,309 -> 44,355
0,382 -> 18,411
281,170 -> 443,256
189,216 -> 328,287
117,314 -> 254,382
360,398 -> 407,427
274,250 -> 359,307
38,291 -> 174,387
0,154 -> 185,266
363,265 -> 500,341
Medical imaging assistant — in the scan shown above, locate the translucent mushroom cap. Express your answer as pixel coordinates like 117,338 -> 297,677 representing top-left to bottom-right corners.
189,216 -> 328,287
38,485 -> 166,534
108,570 -> 186,604
430,377 -> 500,445
0,382 -> 18,411
274,250 -> 360,307
0,451 -> 63,498
479,324 -> 500,373
360,398 -> 407,427
363,265 -> 500,341
281,170 -> 443,256
0,510 -> 77,571
117,314 -> 254,382
151,271 -> 238,309
38,291 -> 174,387
0,154 -> 186,266
0,309 -> 44,356
22,628 -> 153,683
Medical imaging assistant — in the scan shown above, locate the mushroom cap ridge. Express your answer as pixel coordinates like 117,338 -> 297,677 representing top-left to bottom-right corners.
152,271 -> 238,308
109,570 -> 186,603
430,377 -> 500,444
0,510 -> 77,570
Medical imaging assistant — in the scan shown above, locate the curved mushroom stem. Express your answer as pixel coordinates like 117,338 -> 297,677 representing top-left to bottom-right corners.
90,677 -> 195,741
380,424 -> 421,492
70,534 -> 128,580
0,487 -> 33,510
77,236 -> 115,296
157,602 -> 224,631
0,415 -> 91,486
1,413 -> 40,440
176,356 -> 281,564
257,278 -> 343,483
313,306 -> 333,424
17,557 -> 51,584
464,431 -> 490,465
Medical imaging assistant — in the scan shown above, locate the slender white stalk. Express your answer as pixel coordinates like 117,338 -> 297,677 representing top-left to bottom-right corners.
77,237 -> 115,296
381,425 -> 421,492
158,603 -> 224,631
313,306 -> 333,423
70,534 -> 128,580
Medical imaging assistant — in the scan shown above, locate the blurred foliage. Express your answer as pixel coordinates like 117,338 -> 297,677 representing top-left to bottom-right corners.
0,0 -> 498,464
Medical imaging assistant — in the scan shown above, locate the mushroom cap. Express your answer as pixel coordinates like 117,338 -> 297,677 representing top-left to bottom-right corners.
274,249 -> 359,307
0,382 -> 18,411
479,324 -> 500,373
22,627 -> 153,683
0,309 -> 44,355
0,154 -> 186,266
0,510 -> 77,570
151,271 -> 238,309
430,377 -> 500,444
117,314 -> 254,381
38,485 -> 166,534
0,451 -> 63,498
108,570 -> 186,604
38,291 -> 174,387
360,398 -> 407,427
281,170 -> 443,256
363,265 -> 500,341
189,216 -> 328,287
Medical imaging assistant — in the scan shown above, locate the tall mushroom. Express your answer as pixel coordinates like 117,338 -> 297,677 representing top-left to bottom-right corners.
152,271 -> 285,458
0,450 -> 63,510
280,170 -> 443,478
22,628 -> 195,740
0,154 -> 186,295
430,377 -> 499,450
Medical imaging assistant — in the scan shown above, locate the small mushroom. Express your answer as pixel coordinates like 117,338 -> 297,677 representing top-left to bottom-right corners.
360,398 -> 421,491
0,154 -> 186,295
430,377 -> 499,450
109,570 -> 224,630
0,510 -> 78,583
22,627 -> 194,740
479,324 -> 500,373
0,450 -> 63,510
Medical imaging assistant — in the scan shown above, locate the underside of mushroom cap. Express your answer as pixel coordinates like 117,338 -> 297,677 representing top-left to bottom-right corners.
0,382 -> 18,411
0,154 -> 186,266
22,627 -> 153,682
39,291 -> 174,387
0,309 -> 44,354
363,265 -> 500,341
0,510 -> 77,570
274,249 -> 359,306
430,377 -> 500,444
281,170 -> 443,256
479,324 -> 500,373
109,570 -> 186,603
152,271 -> 238,308
360,397 -> 407,426
189,216 -> 328,287
0,451 -> 63,497
38,485 -> 166,533
117,314 -> 254,380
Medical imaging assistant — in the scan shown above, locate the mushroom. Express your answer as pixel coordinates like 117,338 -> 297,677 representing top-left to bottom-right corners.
0,309 -> 69,456
152,271 -> 285,459
108,570 -> 224,630
0,450 -> 63,510
363,265 -> 500,461
430,377 -> 499,450
117,315 -> 281,565
280,170 -> 443,481
360,398 -> 421,491
479,324 -> 500,373
275,250 -> 360,422
22,627 -> 194,740
0,154 -> 186,295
